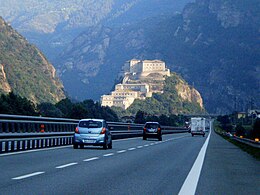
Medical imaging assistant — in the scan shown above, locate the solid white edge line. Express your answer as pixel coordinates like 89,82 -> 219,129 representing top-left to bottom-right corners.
83,157 -> 99,162
178,131 -> 211,195
12,171 -> 45,180
56,162 -> 78,169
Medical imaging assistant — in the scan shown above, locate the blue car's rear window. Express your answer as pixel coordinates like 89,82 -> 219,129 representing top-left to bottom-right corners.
79,121 -> 102,128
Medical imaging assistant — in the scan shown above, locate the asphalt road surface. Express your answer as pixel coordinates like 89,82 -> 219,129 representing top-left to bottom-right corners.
0,131 -> 259,194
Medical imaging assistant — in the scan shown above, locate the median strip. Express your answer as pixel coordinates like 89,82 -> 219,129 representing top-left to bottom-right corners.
12,171 -> 45,180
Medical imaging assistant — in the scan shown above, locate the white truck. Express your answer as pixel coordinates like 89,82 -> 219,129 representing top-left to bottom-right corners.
190,117 -> 206,137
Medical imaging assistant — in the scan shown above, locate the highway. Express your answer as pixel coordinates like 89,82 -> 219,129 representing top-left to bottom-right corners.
0,131 -> 259,195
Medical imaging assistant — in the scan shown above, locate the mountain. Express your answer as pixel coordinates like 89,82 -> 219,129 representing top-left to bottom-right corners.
56,0 -> 260,114
1,0 -> 259,114
0,17 -> 65,104
0,0 -> 193,61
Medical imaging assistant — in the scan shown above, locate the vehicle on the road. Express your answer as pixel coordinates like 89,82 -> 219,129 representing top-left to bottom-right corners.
190,117 -> 206,137
73,119 -> 112,149
143,122 -> 162,141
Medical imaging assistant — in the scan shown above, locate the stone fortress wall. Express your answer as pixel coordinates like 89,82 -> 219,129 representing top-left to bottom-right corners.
101,59 -> 170,109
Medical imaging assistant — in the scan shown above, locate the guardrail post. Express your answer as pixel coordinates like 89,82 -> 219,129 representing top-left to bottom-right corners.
36,139 -> 39,149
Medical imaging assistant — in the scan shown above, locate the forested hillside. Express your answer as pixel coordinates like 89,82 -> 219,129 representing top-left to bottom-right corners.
0,17 -> 65,104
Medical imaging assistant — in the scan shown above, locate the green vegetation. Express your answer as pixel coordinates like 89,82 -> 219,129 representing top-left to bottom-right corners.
113,73 -> 206,118
0,17 -> 65,104
133,110 -> 187,126
0,92 -> 119,122
216,114 -> 260,140
0,92 -> 38,116
215,116 -> 260,160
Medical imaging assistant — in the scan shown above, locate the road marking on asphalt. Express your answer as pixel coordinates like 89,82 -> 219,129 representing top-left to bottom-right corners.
128,147 -> 136,151
137,146 -> 143,148
178,131 -> 211,195
1,134 -> 189,157
0,145 -> 70,157
12,172 -> 45,180
117,150 -> 127,153
144,144 -> 149,147
83,157 -> 99,162
103,153 -> 114,157
56,162 -> 78,169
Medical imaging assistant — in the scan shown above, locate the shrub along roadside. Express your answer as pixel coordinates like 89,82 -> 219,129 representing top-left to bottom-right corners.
214,121 -> 260,160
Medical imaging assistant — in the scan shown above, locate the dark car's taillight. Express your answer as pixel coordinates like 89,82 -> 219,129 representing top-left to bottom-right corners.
158,127 -> 161,132
143,127 -> 146,132
75,127 -> 79,134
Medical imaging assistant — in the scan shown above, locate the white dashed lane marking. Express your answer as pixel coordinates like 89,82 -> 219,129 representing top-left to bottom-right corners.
83,157 -> 99,162
117,150 -> 127,153
56,162 -> 78,169
103,153 -> 114,157
12,172 -> 45,180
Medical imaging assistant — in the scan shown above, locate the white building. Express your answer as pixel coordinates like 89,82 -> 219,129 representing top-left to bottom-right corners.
101,59 -> 170,109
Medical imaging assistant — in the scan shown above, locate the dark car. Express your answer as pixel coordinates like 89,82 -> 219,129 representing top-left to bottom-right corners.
143,122 -> 162,141
73,119 -> 112,149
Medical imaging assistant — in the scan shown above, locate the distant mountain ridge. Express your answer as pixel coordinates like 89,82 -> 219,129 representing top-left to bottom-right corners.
0,17 -> 65,104
0,0 -> 192,61
0,0 -> 259,114
56,0 -> 260,114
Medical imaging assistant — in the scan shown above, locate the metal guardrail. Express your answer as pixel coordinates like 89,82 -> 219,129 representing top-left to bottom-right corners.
232,136 -> 260,149
0,114 -> 188,154
218,130 -> 260,149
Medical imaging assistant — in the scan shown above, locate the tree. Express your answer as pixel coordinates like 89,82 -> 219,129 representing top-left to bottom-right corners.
38,102 -> 63,117
0,92 -> 38,115
235,124 -> 246,137
134,110 -> 146,124
69,103 -> 88,119
251,118 -> 260,139
55,98 -> 73,117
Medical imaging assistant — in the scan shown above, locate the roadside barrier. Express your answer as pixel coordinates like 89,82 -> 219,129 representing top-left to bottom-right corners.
0,114 -> 188,154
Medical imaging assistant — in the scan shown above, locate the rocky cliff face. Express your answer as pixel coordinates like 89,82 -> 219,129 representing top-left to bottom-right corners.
0,17 -> 65,104
176,81 -> 203,109
0,64 -> 11,93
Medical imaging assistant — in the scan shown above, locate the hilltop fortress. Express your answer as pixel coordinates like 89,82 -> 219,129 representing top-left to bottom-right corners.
101,59 -> 170,109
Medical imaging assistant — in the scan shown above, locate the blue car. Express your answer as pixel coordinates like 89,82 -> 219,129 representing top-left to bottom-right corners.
73,119 -> 112,149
